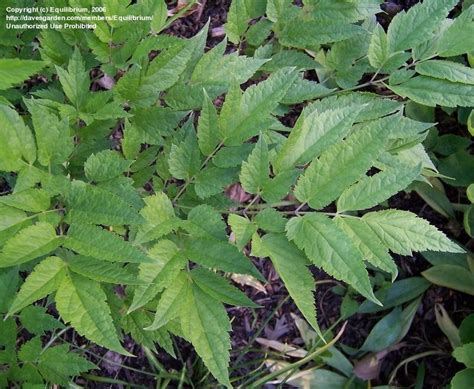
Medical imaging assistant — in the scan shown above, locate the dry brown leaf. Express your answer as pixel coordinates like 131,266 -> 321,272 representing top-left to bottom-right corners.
226,183 -> 252,203
353,343 -> 405,380
256,338 -> 307,358
167,0 -> 203,17
97,74 -> 115,90
231,273 -> 267,294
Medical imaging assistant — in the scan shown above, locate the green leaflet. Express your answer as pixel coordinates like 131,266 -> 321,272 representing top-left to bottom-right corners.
185,204 -> 227,241
145,30 -> 203,93
64,223 -> 151,264
368,24 -> 388,69
0,188 -> 50,213
194,166 -> 239,199
150,1 -> 168,33
8,256 -> 66,316
437,6 -> 474,57
0,59 -> 47,90
0,104 -> 36,171
128,107 -> 186,145
228,214 -> 257,250
255,208 -> 287,233
66,181 -> 143,226
37,344 -> 96,386
225,0 -> 249,43
453,343 -> 474,367
275,104 -> 364,172
185,238 -> 264,281
362,210 -> 464,255
98,177 -> 144,210
294,121 -> 386,210
19,306 -> 64,336
415,60 -> 474,85
134,193 -> 180,244
261,169 -> 299,204
56,273 -> 130,356
191,39 -> 267,86
180,283 -> 232,388
278,18 -> 364,48
337,164 -> 422,212
386,0 -> 458,53
128,240 -> 185,313
239,136 -> 269,195
306,92 -> 403,122
0,222 -> 61,268
84,150 -> 131,182
168,131 -> 201,180
55,48 -> 89,111
122,310 -> 175,356
67,256 -> 140,285
197,91 -> 220,156
213,144 -> 254,168
261,49 -> 317,72
260,233 -> 322,338
25,100 -> 74,167
286,213 -> 379,304
334,217 -> 397,280
146,271 -> 189,330
389,75 -> 474,108
281,78 -> 333,105
219,68 -> 298,145
191,267 -> 259,308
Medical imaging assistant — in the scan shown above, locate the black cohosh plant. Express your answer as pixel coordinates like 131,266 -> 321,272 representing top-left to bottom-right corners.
1,0 -> 473,386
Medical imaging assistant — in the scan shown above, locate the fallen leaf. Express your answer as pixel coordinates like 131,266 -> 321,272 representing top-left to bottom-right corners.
226,183 -> 252,203
354,343 -> 405,380
257,338 -> 307,358
231,273 -> 267,294
264,317 -> 290,340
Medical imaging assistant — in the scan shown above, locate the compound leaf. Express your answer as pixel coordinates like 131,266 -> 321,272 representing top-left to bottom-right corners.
389,76 -> 474,107
260,233 -> 322,337
181,284 -> 231,388
415,60 -> 474,85
64,223 -> 151,264
337,164 -> 421,212
38,344 -> 96,386
0,222 -> 61,268
84,150 -> 131,182
286,213 -> 379,304
239,136 -> 269,194
387,0 -> 458,52
294,123 -> 386,210
334,217 -> 397,280
0,58 -> 46,90
362,210 -> 464,255
8,256 -> 66,315
191,267 -> 258,308
56,273 -> 130,355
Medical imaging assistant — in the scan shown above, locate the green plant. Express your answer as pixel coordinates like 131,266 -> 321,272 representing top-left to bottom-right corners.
435,308 -> 474,389
1,0 -> 473,387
